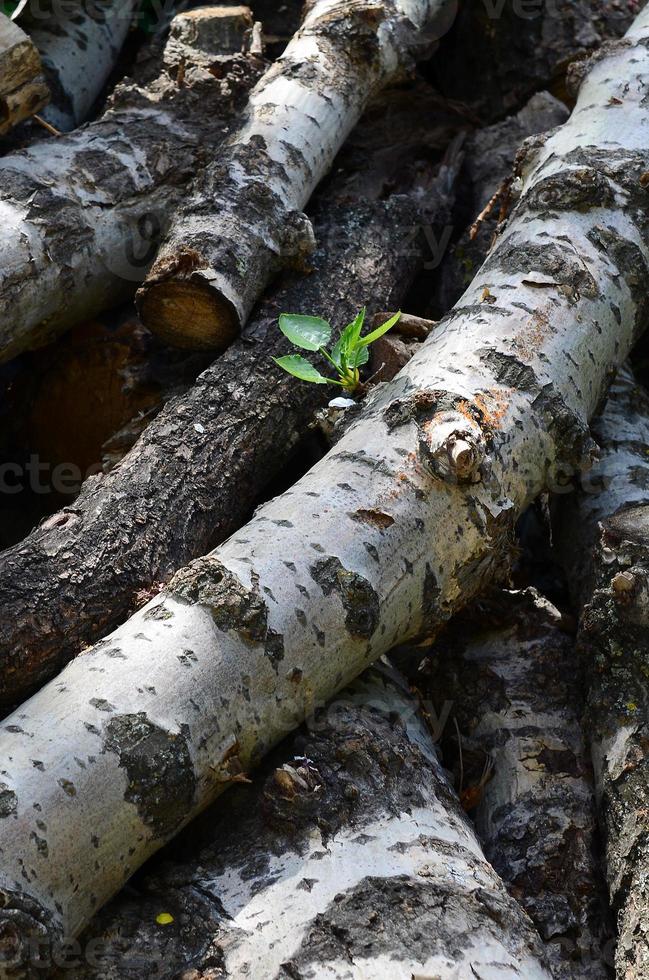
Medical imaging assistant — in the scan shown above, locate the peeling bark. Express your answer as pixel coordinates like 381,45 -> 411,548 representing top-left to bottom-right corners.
557,369 -> 649,979
429,589 -> 608,978
0,179 -> 438,709
0,13 -> 49,134
14,0 -> 139,131
136,0 -> 455,350
0,7 -> 263,364
1,6 -> 649,949
62,669 -> 551,979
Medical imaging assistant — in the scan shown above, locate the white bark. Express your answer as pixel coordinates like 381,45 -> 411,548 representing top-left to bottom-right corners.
0,13 -> 49,134
432,588 -> 608,978
1,2 -> 649,954
14,0 -> 139,131
63,669 -> 552,979
557,368 -> 649,978
0,7 -> 261,363
136,0 -> 456,350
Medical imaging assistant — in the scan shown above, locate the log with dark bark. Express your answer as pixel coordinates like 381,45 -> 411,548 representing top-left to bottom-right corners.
556,368 -> 649,979
557,366 -> 649,603
0,12 -> 48,134
0,169 -> 448,709
136,0 -> 455,350
427,588 -> 609,978
0,8 -> 648,950
55,668 -> 553,979
432,90 -> 569,317
0,6 -> 263,364
14,0 -> 139,131
434,0 -> 634,119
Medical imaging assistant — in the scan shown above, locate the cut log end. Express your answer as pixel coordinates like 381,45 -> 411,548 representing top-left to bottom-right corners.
0,80 -> 50,135
137,279 -> 240,351
0,12 -> 50,135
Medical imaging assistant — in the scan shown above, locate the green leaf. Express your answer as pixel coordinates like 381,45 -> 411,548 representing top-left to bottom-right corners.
279,313 -> 331,351
345,307 -> 366,345
273,355 -> 332,384
330,335 -> 346,372
358,311 -> 401,348
331,307 -> 366,370
352,345 -> 370,368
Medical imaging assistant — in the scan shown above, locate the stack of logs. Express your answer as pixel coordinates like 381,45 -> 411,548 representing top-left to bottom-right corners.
0,1 -> 648,978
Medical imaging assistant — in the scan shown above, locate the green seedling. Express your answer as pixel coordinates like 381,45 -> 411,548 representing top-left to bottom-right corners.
273,308 -> 401,394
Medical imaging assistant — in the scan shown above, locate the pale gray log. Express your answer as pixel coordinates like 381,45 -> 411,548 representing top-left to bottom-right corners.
0,6 -> 262,363
1,4 -> 649,955
136,0 -> 456,350
431,588 -> 609,978
557,367 -> 649,978
57,669 -> 553,979
14,0 -> 139,131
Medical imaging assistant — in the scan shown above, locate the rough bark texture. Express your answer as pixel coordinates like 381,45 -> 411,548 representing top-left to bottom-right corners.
557,366 -> 649,603
428,588 -> 608,978
1,5 -> 648,950
14,0 -> 139,131
0,7 -> 263,364
0,12 -> 49,134
558,369 -> 649,979
432,90 -> 570,318
136,0 -> 455,349
0,181 -> 441,710
53,670 -> 552,979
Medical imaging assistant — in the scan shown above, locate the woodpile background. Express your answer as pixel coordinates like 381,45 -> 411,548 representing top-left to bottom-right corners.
0,1 -> 648,977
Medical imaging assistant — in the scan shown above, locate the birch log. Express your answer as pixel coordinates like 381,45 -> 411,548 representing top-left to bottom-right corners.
53,669 -> 552,979
0,6 -> 262,364
0,167 -> 447,709
430,589 -> 608,978
0,13 -> 49,134
1,4 -> 649,953
136,0 -> 456,350
556,369 -> 649,979
13,0 -> 139,132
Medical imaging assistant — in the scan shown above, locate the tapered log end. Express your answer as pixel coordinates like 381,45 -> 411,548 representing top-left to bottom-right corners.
137,278 -> 240,351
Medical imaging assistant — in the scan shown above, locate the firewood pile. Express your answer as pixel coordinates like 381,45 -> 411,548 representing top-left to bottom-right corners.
0,1 -> 648,977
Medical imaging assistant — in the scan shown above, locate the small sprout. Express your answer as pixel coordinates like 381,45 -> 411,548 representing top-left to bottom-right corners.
156,912 -> 174,926
272,308 -> 401,394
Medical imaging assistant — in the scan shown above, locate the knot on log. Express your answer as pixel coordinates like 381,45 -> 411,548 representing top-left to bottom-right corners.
417,411 -> 487,484
280,210 -> 316,273
612,570 -> 637,597
609,568 -> 649,621
521,166 -> 615,215
0,884 -> 55,974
